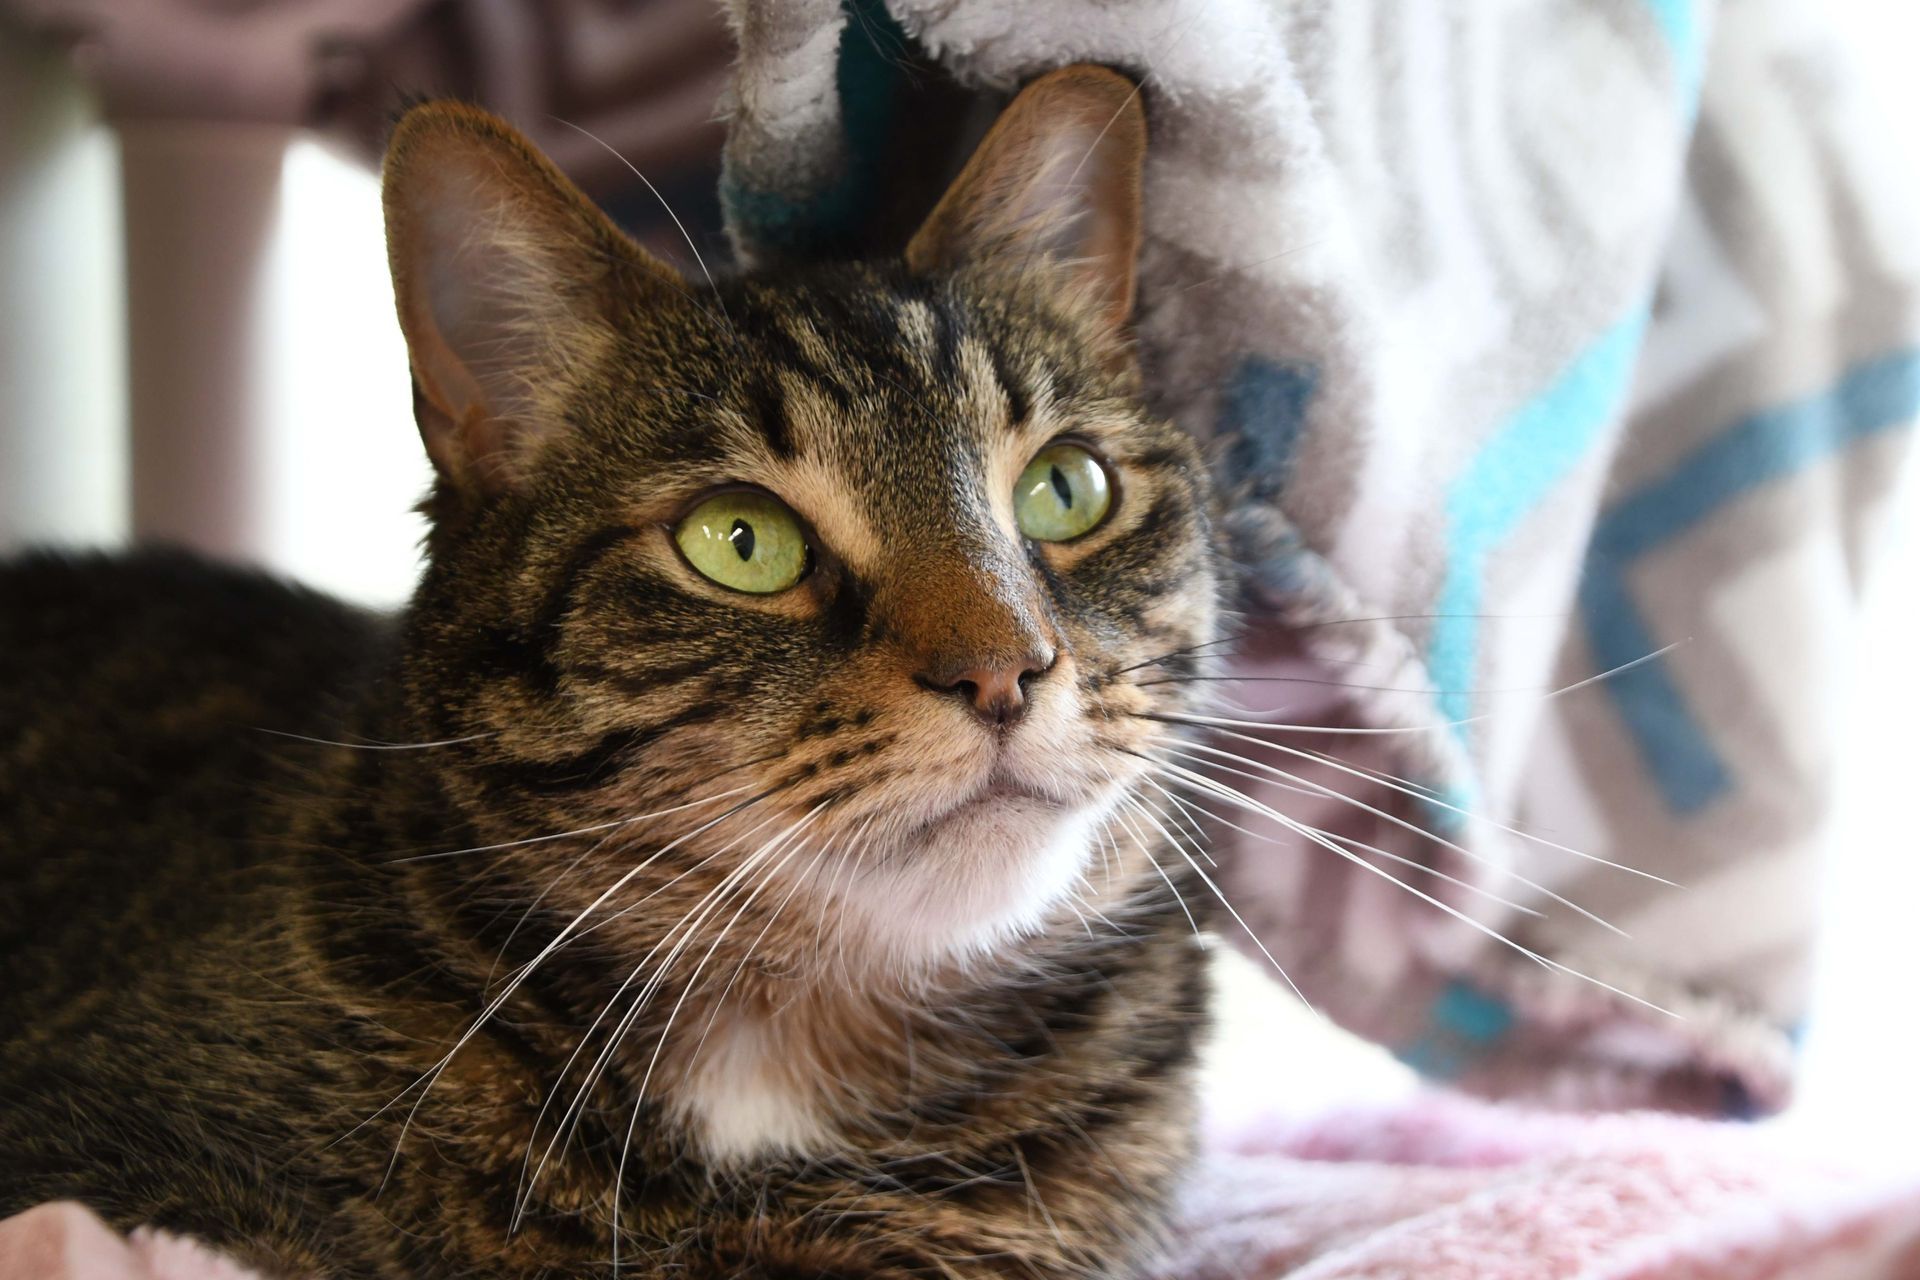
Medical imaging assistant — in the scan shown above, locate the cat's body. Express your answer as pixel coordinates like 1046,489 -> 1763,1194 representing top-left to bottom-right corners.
0,552 -> 1208,1280
0,70 -> 1224,1278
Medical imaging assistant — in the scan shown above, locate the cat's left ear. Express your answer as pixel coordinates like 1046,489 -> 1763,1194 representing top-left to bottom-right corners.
905,65 -> 1146,345
383,103 -> 679,496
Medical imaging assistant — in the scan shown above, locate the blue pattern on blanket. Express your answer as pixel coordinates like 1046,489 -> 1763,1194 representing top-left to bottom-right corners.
1642,0 -> 1705,106
1580,348 -> 1920,814
1429,310 -> 1650,736
1218,357 -> 1318,502
1395,980 -> 1515,1080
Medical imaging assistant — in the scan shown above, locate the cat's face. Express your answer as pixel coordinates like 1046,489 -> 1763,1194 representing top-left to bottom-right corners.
385,70 -> 1219,968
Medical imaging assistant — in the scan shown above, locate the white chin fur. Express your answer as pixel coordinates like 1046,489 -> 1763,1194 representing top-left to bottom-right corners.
681,797 -> 1107,1166
835,796 -> 1104,970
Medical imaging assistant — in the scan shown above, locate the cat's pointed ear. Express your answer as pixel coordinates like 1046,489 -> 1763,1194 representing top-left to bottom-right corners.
382,103 -> 677,496
905,65 -> 1146,340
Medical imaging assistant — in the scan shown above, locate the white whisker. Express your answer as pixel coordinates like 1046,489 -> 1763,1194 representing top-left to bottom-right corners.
551,117 -> 735,335
1164,728 -> 1673,890
1117,792 -> 1313,1011
253,727 -> 496,751
611,806 -> 828,1272
514,802 -> 814,1223
1138,774 -> 1544,922
390,784 -> 756,863
1148,759 -> 1677,1018
363,785 -> 780,1187
1108,797 -> 1201,939
1152,738 -> 1629,934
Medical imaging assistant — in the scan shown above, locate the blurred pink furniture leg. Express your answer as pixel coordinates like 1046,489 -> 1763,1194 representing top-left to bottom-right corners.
117,121 -> 290,561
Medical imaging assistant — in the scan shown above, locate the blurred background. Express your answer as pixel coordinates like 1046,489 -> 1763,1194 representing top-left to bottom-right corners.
0,0 -> 737,604
0,0 -> 1913,1156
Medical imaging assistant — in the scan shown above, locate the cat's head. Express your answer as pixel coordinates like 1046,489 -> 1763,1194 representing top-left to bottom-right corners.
382,67 -> 1220,970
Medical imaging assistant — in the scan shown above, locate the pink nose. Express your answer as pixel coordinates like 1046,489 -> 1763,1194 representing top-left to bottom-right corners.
916,647 -> 1056,727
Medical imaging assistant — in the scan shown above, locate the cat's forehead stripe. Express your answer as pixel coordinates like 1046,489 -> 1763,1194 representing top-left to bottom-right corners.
772,371 -> 846,463
951,335 -> 1008,438
986,341 -> 1032,428
893,298 -> 938,369
749,311 -> 859,419
781,313 -> 839,372
772,450 -> 889,568
744,372 -> 794,460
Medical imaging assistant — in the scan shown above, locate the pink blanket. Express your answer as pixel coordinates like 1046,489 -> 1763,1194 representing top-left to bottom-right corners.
1152,1097 -> 1920,1280
7,1096 -> 1918,1279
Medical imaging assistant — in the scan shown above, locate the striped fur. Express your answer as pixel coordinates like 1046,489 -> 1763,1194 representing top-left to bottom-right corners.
0,73 -> 1225,1278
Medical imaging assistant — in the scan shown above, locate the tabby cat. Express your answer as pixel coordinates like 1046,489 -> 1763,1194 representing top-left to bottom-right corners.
0,66 -> 1224,1278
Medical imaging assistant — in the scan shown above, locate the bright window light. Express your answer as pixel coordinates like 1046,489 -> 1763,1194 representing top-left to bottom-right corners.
261,136 -> 429,607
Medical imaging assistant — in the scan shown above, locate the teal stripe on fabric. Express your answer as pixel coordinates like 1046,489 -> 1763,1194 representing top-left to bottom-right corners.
1580,347 -> 1920,813
1434,981 -> 1514,1044
721,0 -> 910,257
1393,981 -> 1515,1080
1429,310 -> 1650,733
1577,568 -> 1726,811
1592,349 -> 1920,560
1641,0 -> 1706,115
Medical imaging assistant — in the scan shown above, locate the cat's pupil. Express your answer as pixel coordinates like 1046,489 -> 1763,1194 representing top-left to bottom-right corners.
729,519 -> 755,561
1049,465 -> 1073,508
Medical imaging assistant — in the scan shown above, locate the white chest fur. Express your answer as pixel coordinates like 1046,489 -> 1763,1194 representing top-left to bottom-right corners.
674,1013 -> 836,1165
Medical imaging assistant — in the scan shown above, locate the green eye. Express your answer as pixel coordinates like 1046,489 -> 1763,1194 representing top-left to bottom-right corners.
674,490 -> 810,594
1013,442 -> 1113,542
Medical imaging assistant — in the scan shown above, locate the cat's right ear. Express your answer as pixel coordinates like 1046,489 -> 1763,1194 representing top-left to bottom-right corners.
382,103 -> 678,496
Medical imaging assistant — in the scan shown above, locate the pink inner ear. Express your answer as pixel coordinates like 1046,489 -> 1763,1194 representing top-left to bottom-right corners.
1023,122 -> 1140,321
405,163 -> 517,428
391,146 -> 563,494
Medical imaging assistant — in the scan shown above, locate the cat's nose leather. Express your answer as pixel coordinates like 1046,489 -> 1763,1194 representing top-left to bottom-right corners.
917,646 -> 1056,727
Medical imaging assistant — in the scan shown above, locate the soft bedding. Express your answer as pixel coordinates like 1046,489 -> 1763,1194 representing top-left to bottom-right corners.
11,1095 -> 1918,1278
